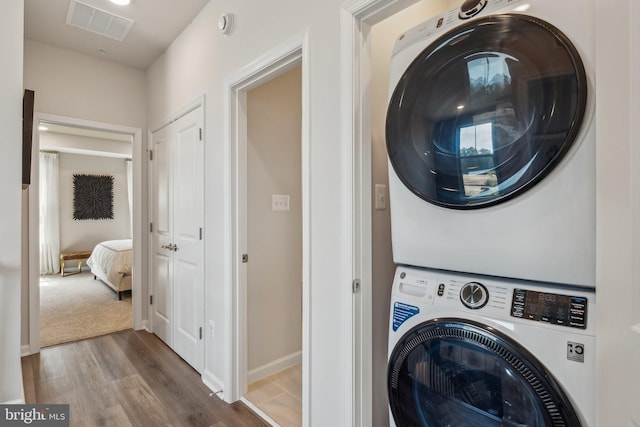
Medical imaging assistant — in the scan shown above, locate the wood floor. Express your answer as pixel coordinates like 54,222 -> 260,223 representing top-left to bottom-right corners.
21,329 -> 269,427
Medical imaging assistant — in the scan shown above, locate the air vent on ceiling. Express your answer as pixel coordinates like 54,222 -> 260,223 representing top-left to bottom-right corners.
66,0 -> 135,41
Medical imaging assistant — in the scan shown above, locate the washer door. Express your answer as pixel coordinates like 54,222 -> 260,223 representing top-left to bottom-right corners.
386,14 -> 587,209
388,319 -> 581,426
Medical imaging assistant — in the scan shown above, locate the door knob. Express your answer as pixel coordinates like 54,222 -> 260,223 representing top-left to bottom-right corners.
161,244 -> 171,250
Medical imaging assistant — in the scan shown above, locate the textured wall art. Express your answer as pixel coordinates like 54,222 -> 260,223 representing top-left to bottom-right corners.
73,174 -> 114,220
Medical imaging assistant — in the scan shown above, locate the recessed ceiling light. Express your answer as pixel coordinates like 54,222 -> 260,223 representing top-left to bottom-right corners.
39,126 -> 48,131
110,0 -> 131,5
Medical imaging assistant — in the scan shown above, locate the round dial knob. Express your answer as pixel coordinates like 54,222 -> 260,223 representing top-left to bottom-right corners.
459,0 -> 488,19
460,281 -> 489,309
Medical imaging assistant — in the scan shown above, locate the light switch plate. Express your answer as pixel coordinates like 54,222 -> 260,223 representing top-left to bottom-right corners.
272,194 -> 290,211
375,184 -> 387,210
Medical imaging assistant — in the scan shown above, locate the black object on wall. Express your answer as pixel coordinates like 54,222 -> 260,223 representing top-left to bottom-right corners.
73,174 -> 114,220
22,89 -> 35,189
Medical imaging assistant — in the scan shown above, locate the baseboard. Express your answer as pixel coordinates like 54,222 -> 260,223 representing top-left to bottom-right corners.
202,369 -> 225,401
140,319 -> 151,332
247,350 -> 302,384
21,345 -> 32,356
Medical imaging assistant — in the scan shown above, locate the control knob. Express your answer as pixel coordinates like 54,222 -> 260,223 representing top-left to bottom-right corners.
459,0 -> 488,19
460,281 -> 489,309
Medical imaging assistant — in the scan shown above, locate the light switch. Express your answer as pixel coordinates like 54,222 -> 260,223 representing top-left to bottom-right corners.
375,184 -> 387,210
272,194 -> 290,211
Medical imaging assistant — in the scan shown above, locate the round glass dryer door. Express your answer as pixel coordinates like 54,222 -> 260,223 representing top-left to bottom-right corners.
386,14 -> 587,209
387,319 -> 582,426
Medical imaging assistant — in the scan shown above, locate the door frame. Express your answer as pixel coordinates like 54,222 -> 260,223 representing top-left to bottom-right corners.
27,112 -> 143,355
223,30 -> 310,424
339,0 -> 422,424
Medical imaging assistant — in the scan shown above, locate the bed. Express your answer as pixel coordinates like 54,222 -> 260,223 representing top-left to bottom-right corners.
86,239 -> 133,300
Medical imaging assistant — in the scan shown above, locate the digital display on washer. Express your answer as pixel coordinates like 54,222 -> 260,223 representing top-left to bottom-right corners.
511,289 -> 587,329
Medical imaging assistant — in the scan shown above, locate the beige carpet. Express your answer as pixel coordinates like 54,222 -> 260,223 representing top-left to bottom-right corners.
40,272 -> 132,348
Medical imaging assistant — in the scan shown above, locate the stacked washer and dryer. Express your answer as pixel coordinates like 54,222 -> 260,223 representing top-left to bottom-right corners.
384,0 -> 596,426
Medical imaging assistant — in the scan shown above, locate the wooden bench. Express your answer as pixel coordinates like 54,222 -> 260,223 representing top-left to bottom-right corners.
59,250 -> 92,277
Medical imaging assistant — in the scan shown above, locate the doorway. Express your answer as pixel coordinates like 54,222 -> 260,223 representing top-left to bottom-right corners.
28,113 -> 143,354
224,32 -> 310,426
242,65 -> 303,426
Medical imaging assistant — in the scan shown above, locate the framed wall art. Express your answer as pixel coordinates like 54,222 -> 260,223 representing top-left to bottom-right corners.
73,174 -> 114,220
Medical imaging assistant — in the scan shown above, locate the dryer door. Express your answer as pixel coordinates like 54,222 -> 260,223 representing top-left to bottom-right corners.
386,14 -> 587,209
387,319 -> 581,426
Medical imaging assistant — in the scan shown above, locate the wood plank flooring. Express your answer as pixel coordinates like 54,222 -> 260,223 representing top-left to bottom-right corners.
21,329 -> 269,427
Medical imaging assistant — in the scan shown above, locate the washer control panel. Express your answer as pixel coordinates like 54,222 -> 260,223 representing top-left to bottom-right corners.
392,266 -> 593,332
510,289 -> 587,329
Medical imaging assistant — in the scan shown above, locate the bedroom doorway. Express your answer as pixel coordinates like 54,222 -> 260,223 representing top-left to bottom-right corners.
28,113 -> 143,354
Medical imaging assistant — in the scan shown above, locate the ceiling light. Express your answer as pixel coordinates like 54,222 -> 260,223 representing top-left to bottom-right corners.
39,126 -> 48,131
110,0 -> 131,5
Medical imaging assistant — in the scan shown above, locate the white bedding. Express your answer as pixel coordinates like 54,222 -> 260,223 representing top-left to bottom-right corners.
87,239 -> 133,298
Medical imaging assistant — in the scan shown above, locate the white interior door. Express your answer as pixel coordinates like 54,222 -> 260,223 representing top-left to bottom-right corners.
151,124 -> 173,346
150,104 -> 205,372
172,108 -> 205,371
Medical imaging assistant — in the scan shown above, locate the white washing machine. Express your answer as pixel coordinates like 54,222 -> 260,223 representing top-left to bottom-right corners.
385,0 -> 595,287
387,266 -> 595,426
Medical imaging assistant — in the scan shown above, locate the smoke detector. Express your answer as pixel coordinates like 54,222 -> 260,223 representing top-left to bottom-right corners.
66,0 -> 135,41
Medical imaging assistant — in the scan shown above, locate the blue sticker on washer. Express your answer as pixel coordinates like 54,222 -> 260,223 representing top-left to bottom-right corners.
392,302 -> 420,331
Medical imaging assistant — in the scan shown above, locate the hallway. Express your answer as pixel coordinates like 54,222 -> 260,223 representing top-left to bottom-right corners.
22,330 -> 267,427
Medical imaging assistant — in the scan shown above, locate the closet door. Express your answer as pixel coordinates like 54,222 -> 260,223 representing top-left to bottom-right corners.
151,124 -> 173,346
150,105 -> 204,372
172,107 -> 204,372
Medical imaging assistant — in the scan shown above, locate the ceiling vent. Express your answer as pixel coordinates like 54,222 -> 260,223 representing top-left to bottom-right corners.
66,0 -> 135,41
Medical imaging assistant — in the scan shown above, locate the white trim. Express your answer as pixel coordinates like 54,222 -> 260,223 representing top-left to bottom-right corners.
149,96 -> 205,135
247,351 -> 302,384
202,369 -> 225,396
20,345 -> 31,357
28,113 -> 143,355
339,0 -> 420,425
223,31 -> 311,427
240,398 -> 280,426
3,399 -> 26,405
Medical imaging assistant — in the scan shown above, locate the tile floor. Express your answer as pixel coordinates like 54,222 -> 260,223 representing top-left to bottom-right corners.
245,365 -> 302,427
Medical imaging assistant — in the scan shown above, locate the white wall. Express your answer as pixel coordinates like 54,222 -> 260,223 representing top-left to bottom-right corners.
595,0 -> 640,424
247,66 -> 302,373
57,153 -> 131,254
40,132 -> 133,158
146,2 -> 351,423
24,40 -> 146,128
0,0 -> 24,403
369,3 -> 453,424
22,39 -> 146,348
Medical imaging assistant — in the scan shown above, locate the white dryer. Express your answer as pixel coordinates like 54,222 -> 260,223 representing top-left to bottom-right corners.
385,0 -> 595,287
387,266 -> 595,426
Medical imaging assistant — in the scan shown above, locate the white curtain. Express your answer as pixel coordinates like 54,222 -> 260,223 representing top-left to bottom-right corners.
126,158 -> 133,238
39,152 -> 60,275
